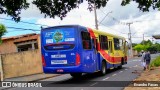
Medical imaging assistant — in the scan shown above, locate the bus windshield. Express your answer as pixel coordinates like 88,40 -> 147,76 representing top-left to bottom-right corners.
42,27 -> 76,50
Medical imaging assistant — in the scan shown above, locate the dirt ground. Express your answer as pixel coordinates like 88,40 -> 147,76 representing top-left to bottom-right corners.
124,67 -> 160,90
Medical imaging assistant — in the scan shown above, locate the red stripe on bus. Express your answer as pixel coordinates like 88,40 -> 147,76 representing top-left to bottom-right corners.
88,28 -> 96,38
99,50 -> 121,64
97,43 -> 101,51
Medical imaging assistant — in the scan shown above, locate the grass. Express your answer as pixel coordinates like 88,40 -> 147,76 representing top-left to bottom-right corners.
150,56 -> 160,67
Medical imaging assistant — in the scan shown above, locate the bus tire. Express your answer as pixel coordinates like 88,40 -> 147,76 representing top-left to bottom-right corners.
100,61 -> 106,75
118,58 -> 124,69
70,73 -> 82,78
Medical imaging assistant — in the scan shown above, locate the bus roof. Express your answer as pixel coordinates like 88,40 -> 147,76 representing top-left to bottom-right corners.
41,25 -> 125,40
41,25 -> 80,31
91,28 -> 126,40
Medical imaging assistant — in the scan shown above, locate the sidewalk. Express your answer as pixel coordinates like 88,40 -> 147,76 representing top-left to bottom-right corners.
124,67 -> 160,90
128,56 -> 140,60
4,73 -> 60,82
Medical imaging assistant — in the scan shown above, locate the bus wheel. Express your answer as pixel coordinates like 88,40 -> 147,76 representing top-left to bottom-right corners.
118,58 -> 123,69
118,64 -> 122,69
100,61 -> 106,75
70,73 -> 82,78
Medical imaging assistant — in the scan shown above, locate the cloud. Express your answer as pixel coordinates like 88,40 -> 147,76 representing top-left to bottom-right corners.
19,0 -> 44,19
36,1 -> 96,28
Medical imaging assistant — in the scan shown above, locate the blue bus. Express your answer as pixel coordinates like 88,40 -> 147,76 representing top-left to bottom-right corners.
41,25 -> 128,78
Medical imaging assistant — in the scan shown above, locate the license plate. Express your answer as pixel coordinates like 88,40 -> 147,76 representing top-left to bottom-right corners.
51,60 -> 67,64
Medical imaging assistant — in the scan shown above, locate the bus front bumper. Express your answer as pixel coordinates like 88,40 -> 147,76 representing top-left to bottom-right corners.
43,65 -> 85,74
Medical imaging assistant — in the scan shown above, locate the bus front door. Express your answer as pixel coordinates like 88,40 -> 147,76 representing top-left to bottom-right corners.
109,40 -> 114,67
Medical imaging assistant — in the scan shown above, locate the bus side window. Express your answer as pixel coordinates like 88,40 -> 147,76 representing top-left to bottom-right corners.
81,32 -> 91,49
99,35 -> 108,50
114,38 -> 120,50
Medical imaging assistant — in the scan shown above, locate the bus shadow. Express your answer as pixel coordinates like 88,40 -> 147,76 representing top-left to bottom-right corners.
46,67 -> 127,87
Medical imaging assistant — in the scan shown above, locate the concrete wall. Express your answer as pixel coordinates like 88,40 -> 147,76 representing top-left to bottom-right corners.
0,39 -> 17,54
1,49 -> 42,79
133,50 -> 138,56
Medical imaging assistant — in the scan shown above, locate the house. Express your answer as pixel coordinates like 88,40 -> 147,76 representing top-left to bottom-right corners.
0,33 -> 40,54
153,34 -> 160,39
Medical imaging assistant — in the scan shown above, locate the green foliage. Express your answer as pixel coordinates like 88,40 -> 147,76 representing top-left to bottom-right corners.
134,39 -> 160,53
155,43 -> 160,51
133,44 -> 149,52
150,56 -> 160,67
0,0 -> 29,22
147,44 -> 157,53
133,44 -> 143,52
121,0 -> 160,12
1,0 -> 160,22
132,43 -> 137,47
140,40 -> 152,46
0,24 -> 7,44
32,0 -> 108,20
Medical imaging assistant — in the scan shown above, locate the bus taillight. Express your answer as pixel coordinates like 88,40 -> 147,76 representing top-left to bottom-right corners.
76,53 -> 81,66
42,55 -> 46,67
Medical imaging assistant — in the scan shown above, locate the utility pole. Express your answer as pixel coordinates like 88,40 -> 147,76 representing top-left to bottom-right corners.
127,22 -> 133,57
94,2 -> 98,30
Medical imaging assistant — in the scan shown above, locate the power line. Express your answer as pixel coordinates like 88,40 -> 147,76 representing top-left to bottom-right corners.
132,36 -> 151,38
134,19 -> 160,23
0,17 -> 48,27
6,26 -> 40,31
99,11 -> 112,25
99,23 -> 128,35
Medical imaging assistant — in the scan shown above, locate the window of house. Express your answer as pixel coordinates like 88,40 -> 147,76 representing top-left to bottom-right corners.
114,38 -> 120,50
99,35 -> 108,50
81,32 -> 91,49
15,40 -> 38,52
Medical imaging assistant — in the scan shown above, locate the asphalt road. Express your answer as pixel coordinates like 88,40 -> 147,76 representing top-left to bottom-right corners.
5,54 -> 160,90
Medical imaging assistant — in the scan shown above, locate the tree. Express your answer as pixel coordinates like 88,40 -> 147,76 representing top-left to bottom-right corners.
140,40 -> 152,46
0,24 -> 7,44
147,45 -> 157,53
134,40 -> 160,53
1,0 -> 160,22
155,43 -> 160,52
132,43 -> 137,48
133,43 -> 150,52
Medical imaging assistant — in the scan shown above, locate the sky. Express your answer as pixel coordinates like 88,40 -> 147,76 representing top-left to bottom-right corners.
1,0 -> 160,43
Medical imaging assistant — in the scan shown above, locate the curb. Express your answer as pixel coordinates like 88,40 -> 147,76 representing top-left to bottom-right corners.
28,74 -> 61,82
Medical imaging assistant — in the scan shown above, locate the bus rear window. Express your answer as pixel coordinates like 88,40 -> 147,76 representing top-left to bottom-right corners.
42,27 -> 76,50
44,43 -> 75,50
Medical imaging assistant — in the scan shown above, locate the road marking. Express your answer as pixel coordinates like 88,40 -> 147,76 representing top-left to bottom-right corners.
119,71 -> 123,73
112,74 -> 117,76
125,69 -> 128,70
133,65 -> 138,67
81,89 -> 83,90
103,77 -> 110,80
90,82 -> 98,86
